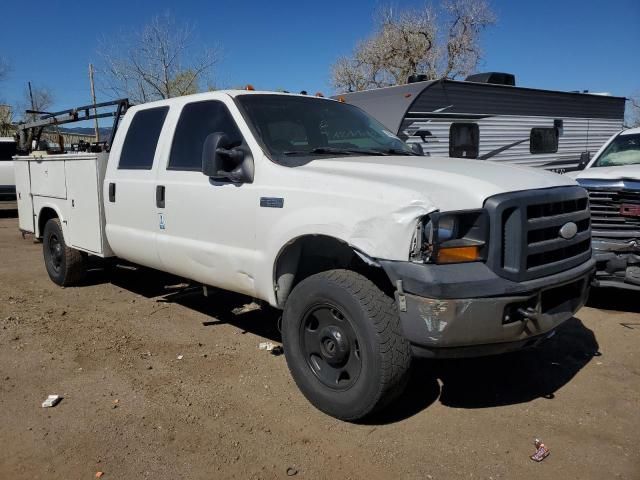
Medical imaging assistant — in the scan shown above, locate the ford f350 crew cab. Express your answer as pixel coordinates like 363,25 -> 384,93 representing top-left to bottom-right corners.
14,91 -> 595,420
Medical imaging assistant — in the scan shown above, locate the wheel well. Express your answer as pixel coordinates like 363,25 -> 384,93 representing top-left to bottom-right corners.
273,235 -> 394,307
38,207 -> 58,237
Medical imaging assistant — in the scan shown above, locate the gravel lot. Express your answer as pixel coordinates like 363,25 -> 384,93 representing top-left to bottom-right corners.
0,209 -> 638,479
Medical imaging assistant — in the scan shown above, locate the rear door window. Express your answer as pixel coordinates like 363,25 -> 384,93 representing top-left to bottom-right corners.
118,107 -> 169,170
530,127 -> 559,154
449,123 -> 479,159
169,100 -> 243,171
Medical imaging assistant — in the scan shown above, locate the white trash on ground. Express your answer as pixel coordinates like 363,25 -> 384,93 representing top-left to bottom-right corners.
41,395 -> 62,408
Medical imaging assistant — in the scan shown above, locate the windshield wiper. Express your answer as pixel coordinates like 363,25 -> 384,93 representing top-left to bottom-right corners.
283,147 -> 389,156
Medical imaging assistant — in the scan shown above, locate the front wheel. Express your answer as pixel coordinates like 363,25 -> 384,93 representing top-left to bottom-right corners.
282,269 -> 411,421
43,218 -> 87,286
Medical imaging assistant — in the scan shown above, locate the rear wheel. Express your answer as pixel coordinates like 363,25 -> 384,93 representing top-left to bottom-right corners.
282,269 -> 411,421
43,218 -> 86,286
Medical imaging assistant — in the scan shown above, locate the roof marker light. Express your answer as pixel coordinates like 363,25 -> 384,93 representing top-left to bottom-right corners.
245,84 -> 255,91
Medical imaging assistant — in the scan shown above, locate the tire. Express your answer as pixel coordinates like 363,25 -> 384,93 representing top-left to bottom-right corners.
282,269 -> 411,421
43,218 -> 86,286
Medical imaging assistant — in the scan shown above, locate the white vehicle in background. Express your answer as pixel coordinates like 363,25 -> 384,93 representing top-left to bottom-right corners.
572,128 -> 640,290
0,137 -> 17,200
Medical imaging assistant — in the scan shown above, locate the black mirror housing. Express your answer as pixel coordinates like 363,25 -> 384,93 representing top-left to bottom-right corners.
202,132 -> 254,183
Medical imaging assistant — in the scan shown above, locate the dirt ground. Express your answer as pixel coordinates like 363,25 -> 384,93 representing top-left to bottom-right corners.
0,208 -> 638,480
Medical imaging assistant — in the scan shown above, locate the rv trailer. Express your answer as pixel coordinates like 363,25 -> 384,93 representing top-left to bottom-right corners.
336,75 -> 626,173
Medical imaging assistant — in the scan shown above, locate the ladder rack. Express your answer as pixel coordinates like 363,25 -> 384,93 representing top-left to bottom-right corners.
16,98 -> 129,153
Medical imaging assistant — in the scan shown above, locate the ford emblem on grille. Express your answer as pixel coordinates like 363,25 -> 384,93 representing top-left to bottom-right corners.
559,222 -> 578,240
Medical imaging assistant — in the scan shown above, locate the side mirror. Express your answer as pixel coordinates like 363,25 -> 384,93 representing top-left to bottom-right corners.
202,132 -> 254,183
410,143 -> 424,156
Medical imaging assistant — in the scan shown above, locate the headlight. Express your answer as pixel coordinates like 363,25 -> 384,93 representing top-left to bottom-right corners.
411,210 -> 489,264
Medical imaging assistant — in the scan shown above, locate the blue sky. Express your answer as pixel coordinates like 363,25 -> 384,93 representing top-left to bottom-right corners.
0,0 -> 638,115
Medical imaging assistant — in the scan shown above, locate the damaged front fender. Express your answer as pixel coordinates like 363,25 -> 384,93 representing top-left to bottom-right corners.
348,200 -> 436,261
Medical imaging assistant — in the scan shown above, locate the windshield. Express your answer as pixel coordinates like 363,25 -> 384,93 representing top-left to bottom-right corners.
235,94 -> 414,165
593,133 -> 640,167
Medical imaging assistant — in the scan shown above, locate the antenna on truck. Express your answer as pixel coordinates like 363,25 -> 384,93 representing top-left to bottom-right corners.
16,98 -> 130,154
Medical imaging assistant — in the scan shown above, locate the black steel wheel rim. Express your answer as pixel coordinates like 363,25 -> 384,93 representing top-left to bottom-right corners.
300,303 -> 362,390
48,233 -> 63,273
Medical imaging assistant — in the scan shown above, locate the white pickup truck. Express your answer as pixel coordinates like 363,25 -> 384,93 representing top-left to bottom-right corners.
14,90 -> 595,420
0,137 -> 17,200
570,127 -> 640,290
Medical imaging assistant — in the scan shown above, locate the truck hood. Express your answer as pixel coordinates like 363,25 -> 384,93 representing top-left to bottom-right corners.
300,155 -> 576,211
573,165 -> 640,182
266,155 -> 580,262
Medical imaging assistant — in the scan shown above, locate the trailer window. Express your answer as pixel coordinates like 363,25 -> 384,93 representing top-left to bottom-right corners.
118,107 -> 169,170
449,123 -> 479,159
169,100 -> 243,171
530,128 -> 558,154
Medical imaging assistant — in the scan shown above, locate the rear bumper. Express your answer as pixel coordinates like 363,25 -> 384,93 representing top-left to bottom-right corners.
382,259 -> 594,358
591,238 -> 640,291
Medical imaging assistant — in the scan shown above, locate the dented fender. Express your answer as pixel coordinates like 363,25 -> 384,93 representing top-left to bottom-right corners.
349,200 -> 435,260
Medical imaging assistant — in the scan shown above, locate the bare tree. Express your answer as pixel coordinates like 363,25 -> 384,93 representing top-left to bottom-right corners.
16,84 -> 54,120
626,93 -> 640,128
98,14 -> 220,103
331,0 -> 495,92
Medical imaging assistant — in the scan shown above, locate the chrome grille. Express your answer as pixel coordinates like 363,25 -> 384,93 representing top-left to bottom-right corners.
584,188 -> 640,239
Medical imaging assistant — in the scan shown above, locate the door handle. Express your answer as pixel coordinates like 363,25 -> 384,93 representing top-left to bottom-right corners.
156,185 -> 165,208
108,183 -> 116,202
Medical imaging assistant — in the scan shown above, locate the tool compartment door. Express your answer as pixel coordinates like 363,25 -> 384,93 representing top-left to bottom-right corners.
29,159 -> 67,199
65,159 -> 103,254
13,160 -> 34,232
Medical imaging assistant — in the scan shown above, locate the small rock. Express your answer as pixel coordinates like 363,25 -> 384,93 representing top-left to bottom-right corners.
286,467 -> 298,476
95,472 -> 104,478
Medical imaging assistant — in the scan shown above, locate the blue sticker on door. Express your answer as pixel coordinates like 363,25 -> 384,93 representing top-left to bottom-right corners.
159,213 -> 166,230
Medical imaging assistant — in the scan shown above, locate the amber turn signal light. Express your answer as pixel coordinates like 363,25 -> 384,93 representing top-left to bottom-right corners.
436,245 -> 481,264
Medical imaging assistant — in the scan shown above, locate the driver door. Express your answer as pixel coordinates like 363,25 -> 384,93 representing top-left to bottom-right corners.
154,97 -> 259,297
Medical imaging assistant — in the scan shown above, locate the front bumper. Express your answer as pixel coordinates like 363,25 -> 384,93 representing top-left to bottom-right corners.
591,238 -> 640,291
381,258 -> 594,358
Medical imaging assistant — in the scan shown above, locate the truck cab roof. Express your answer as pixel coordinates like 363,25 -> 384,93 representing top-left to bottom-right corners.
128,90 -> 336,111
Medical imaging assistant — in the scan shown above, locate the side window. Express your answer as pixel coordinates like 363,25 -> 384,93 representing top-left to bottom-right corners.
118,107 -> 169,170
530,127 -> 559,154
449,123 -> 479,159
169,100 -> 243,171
